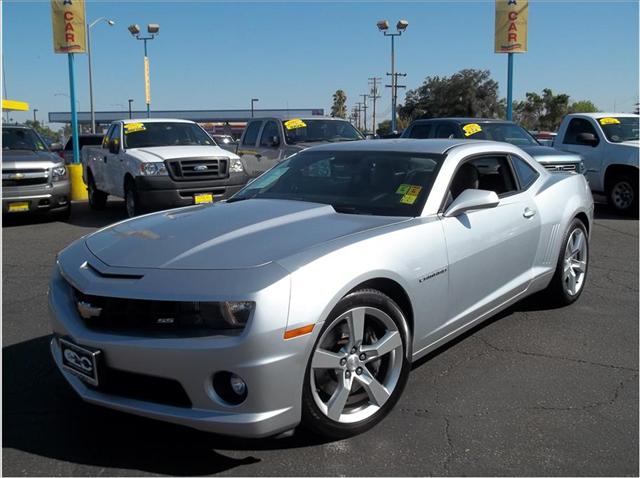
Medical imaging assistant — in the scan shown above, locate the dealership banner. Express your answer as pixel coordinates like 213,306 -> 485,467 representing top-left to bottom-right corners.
51,0 -> 87,53
495,0 -> 528,53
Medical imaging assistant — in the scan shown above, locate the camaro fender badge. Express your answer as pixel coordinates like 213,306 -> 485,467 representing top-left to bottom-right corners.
418,267 -> 448,283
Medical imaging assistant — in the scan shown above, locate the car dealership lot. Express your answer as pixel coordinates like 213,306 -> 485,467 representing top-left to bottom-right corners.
3,201 -> 638,476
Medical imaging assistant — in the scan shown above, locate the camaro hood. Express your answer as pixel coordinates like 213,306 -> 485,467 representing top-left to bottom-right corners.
85,199 -> 408,270
130,145 -> 239,161
520,145 -> 582,163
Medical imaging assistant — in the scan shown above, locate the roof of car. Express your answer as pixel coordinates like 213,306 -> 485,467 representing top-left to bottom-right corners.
566,112 -> 639,119
300,138 -> 502,155
249,117 -> 349,122
410,117 -> 512,124
121,118 -> 195,124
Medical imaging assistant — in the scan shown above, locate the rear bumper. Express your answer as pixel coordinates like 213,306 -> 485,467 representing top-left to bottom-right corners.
134,174 -> 248,209
2,180 -> 71,213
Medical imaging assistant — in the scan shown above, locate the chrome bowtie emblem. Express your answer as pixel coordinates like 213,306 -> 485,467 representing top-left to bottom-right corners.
11,173 -> 25,179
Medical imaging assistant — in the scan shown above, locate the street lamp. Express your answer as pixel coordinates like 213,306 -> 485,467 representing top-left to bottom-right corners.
251,98 -> 259,118
128,99 -> 134,119
87,17 -> 115,134
377,19 -> 409,132
33,108 -> 38,123
128,23 -> 160,118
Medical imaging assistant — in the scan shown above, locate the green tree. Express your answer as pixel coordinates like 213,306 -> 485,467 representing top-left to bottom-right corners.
24,120 -> 61,143
569,100 -> 599,114
330,90 -> 347,119
398,69 -> 505,122
513,92 -> 544,130
539,88 -> 570,131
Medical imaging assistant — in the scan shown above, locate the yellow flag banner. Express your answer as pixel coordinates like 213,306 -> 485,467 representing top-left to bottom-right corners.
51,0 -> 87,54
495,0 -> 528,53
144,56 -> 151,104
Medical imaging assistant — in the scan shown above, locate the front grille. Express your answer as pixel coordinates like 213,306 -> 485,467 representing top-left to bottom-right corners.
167,157 -> 228,181
544,163 -> 577,172
92,366 -> 192,408
2,169 -> 49,187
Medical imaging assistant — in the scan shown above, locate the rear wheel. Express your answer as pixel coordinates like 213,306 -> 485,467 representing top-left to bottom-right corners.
87,174 -> 107,210
606,172 -> 638,215
301,289 -> 410,439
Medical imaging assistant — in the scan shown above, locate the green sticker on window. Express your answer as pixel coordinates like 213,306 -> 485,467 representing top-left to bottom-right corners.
396,184 -> 410,194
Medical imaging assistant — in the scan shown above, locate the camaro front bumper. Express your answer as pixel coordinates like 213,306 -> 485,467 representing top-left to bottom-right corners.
48,243 -> 318,437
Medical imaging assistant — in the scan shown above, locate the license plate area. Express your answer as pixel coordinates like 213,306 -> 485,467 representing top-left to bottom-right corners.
194,193 -> 213,204
8,201 -> 30,212
59,338 -> 101,386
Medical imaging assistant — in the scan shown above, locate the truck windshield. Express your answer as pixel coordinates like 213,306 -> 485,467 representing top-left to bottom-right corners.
598,117 -> 639,143
282,119 -> 363,144
461,122 -> 539,146
2,127 -> 47,152
123,122 -> 215,149
229,149 -> 444,217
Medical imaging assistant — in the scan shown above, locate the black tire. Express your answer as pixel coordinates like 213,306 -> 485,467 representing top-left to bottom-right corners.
124,179 -> 141,218
301,289 -> 411,439
87,173 -> 107,210
606,172 -> 638,216
543,218 -> 589,306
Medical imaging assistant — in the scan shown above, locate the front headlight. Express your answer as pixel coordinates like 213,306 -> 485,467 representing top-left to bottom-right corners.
229,157 -> 245,173
52,166 -> 67,181
220,301 -> 254,326
139,162 -> 168,176
578,160 -> 586,175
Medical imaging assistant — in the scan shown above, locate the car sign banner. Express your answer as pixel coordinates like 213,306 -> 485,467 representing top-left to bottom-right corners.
51,0 -> 87,54
494,0 -> 528,53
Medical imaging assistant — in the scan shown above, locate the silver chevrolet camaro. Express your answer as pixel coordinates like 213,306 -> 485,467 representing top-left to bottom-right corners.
49,139 -> 594,439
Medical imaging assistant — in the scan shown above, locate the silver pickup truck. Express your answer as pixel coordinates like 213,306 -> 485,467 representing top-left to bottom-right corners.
2,124 -> 71,218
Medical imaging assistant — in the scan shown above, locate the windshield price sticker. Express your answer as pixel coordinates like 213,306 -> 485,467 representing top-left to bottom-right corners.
396,184 -> 410,194
124,123 -> 146,134
463,123 -> 482,137
284,119 -> 307,130
399,185 -> 422,205
599,117 -> 621,125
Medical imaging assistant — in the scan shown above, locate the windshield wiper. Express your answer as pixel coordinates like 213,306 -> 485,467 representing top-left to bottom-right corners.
332,204 -> 370,215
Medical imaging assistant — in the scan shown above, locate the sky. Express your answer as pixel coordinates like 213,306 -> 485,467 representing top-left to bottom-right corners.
2,0 -> 639,128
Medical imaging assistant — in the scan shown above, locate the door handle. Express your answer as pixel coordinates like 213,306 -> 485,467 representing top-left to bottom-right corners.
523,207 -> 536,219
255,154 -> 262,160
103,156 -> 108,162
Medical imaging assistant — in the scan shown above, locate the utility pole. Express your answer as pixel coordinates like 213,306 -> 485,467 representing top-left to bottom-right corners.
368,77 -> 382,136
386,72 -> 406,132
33,109 -> 38,124
359,94 -> 369,134
128,99 -> 134,119
355,102 -> 364,130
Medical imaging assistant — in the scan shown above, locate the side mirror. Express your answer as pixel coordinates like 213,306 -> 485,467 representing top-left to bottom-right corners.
109,139 -> 120,154
50,142 -> 63,151
271,136 -> 281,147
444,189 -> 500,218
576,132 -> 598,146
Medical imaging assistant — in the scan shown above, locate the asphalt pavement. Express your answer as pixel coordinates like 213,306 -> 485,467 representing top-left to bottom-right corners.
2,200 -> 638,476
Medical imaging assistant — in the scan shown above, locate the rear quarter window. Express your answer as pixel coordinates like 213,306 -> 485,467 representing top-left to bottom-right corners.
511,155 -> 539,189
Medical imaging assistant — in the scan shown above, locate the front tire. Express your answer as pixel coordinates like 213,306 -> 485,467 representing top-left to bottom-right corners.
124,179 -> 141,218
301,289 -> 410,439
606,172 -> 638,215
544,218 -> 589,305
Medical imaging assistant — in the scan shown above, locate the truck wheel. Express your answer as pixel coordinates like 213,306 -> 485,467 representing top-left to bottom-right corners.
606,172 -> 638,215
88,175 -> 107,210
124,180 -> 141,218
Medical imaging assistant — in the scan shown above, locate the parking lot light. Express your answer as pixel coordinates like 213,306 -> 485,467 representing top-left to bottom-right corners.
128,24 -> 140,35
377,19 -> 409,132
128,23 -> 160,118
377,20 -> 389,31
87,17 -> 116,134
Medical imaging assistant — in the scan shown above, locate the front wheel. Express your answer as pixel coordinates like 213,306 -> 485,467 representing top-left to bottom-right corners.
301,289 -> 410,439
124,180 -> 141,218
607,173 -> 638,215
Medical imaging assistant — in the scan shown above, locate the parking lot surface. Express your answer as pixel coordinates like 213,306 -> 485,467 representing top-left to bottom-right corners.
3,201 -> 638,476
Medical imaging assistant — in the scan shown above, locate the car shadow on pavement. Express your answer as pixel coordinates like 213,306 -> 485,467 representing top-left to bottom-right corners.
593,203 -> 637,220
2,200 -> 128,229
2,335 -> 330,476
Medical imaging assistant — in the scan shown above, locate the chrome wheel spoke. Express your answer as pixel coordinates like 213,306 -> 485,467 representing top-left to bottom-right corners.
312,348 -> 345,370
347,307 -> 366,347
361,330 -> 402,362
355,368 -> 391,407
572,259 -> 586,273
571,232 -> 584,255
327,373 -> 353,421
567,270 -> 577,294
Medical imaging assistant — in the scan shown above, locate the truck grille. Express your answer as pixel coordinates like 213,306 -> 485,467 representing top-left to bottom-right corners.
166,157 -> 228,181
544,163 -> 577,172
2,169 -> 49,187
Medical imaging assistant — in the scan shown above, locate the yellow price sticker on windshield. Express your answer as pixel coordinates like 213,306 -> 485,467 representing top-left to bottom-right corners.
399,185 -> 422,205
462,123 -> 482,137
599,117 -> 621,125
124,123 -> 146,134
284,119 -> 307,130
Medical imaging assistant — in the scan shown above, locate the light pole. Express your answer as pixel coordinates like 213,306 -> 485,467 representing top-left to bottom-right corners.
33,109 -> 38,124
128,23 -> 160,118
377,19 -> 408,132
251,98 -> 259,118
128,99 -> 134,119
87,17 -> 115,134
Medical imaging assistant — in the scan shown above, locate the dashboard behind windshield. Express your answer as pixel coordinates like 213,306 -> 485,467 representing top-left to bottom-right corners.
123,122 -> 215,149
230,149 -> 444,217
282,119 -> 363,144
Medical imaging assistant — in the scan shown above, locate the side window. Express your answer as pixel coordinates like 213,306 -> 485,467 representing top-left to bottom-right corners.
563,118 -> 599,145
511,155 -> 539,190
434,123 -> 458,139
110,123 -> 122,143
408,123 -> 432,139
102,125 -> 115,148
259,121 -> 280,147
448,156 -> 518,204
242,121 -> 262,146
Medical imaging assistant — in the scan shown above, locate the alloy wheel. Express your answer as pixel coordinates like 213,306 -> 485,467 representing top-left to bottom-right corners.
562,228 -> 587,296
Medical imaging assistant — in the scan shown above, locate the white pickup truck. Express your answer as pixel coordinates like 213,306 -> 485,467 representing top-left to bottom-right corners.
83,118 -> 249,217
554,113 -> 639,214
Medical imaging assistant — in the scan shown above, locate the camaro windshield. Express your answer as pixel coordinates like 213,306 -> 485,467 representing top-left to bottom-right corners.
123,122 -> 215,148
282,119 -> 363,144
229,150 -> 444,217
463,122 -> 539,146
2,128 -> 47,152
598,117 -> 639,143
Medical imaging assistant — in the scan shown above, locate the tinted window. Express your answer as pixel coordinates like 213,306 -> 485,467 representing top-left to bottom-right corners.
598,117 -> 639,143
230,149 -> 444,217
461,122 -> 538,146
511,156 -> 539,189
563,118 -> 599,145
2,128 -> 47,152
260,121 -> 280,147
434,123 -> 458,139
242,121 -> 262,146
123,122 -> 213,149
282,119 -> 362,144
102,125 -> 115,148
407,123 -> 432,139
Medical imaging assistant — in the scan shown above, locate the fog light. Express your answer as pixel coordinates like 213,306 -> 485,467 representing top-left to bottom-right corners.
230,374 -> 246,396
